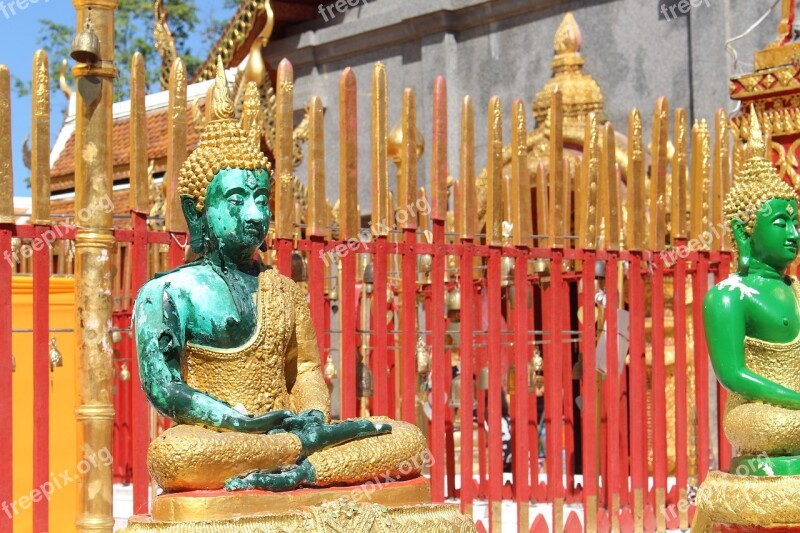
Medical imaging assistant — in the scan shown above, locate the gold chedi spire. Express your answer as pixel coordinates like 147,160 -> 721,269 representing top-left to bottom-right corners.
179,56 -> 272,212
531,12 -> 604,129
723,108 -> 795,235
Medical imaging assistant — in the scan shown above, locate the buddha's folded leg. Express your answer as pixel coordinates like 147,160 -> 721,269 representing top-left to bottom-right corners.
147,424 -> 303,492
724,398 -> 800,456
306,417 -> 428,487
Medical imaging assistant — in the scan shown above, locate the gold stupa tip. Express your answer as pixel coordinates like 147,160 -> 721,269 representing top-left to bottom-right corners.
211,55 -> 235,121
554,12 -> 581,55
746,105 -> 766,160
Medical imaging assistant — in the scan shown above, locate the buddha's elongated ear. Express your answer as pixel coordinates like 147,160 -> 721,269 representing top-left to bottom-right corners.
731,218 -> 751,276
181,196 -> 205,254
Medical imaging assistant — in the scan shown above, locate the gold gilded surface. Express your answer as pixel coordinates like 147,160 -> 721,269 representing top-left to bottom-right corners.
696,471 -> 800,526
124,502 -> 476,532
181,269 -> 329,418
724,279 -> 800,455
307,417 -> 427,486
151,478 -> 431,521
148,425 -> 303,493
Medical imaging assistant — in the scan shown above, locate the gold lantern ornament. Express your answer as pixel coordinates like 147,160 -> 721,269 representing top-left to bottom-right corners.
49,337 -> 63,372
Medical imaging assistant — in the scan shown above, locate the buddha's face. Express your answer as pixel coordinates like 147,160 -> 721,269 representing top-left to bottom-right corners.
204,168 -> 271,260
749,198 -> 800,271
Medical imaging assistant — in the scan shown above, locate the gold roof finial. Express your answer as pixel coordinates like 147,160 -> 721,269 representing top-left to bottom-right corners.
532,12 -> 604,129
212,56 -> 235,121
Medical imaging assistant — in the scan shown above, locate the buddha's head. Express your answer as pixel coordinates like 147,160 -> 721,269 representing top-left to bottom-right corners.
178,57 -> 273,265
724,110 -> 798,274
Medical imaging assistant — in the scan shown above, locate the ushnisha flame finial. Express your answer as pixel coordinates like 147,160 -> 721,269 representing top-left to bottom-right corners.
722,105 -> 795,241
211,56 -> 235,122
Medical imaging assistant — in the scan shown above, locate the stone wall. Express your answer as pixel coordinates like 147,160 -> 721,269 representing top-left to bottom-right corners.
265,0 -> 783,210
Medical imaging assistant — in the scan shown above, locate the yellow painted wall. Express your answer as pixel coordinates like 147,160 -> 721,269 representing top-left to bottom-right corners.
11,276 -> 77,533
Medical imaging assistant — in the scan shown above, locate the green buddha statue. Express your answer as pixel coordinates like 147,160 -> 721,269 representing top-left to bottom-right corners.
133,58 -> 427,495
693,111 -> 800,530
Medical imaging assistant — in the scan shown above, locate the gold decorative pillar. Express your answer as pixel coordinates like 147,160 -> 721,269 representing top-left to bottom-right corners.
71,0 -> 117,531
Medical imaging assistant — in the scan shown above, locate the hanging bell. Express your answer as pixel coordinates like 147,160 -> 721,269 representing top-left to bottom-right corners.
323,357 -> 338,381
356,361 -> 374,398
119,362 -> 131,382
71,15 -> 101,64
111,330 -> 122,344
49,337 -> 63,372
507,363 -> 516,395
448,372 -> 461,408
477,366 -> 489,390
11,355 -> 15,373
416,337 -> 431,374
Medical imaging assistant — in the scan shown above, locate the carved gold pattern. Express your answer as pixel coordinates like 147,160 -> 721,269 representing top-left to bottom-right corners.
123,502 -> 477,532
147,425 -> 303,492
696,471 -> 800,527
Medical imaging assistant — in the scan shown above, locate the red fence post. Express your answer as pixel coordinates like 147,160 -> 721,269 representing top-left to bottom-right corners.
0,223 -> 12,533
673,240 -> 689,530
581,250 -> 599,532
32,225 -> 50,532
545,249 -> 565,531
628,252 -> 648,532
459,241 -> 475,516
431,219 -> 447,503
130,211 -> 150,514
693,253 -> 711,484
513,247 -> 530,530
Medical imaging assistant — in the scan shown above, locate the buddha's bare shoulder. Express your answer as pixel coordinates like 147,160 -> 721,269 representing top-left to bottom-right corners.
135,264 -> 224,305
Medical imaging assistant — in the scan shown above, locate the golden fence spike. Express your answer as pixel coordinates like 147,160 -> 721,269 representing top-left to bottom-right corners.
601,122 -> 620,250
563,156 -> 574,249
713,109 -> 729,251
418,186 -> 430,242
372,62 -> 389,234
338,67 -> 359,240
241,81 -> 262,147
130,52 -> 149,214
399,88 -> 418,229
0,65 -> 13,224
511,98 -> 532,247
672,108 -> 688,240
691,121 -> 710,246
166,57 -> 187,233
486,96 -> 504,247
275,59 -> 296,239
535,163 -> 548,247
431,76 -> 448,221
700,119 -> 711,244
649,96 -> 669,250
31,49 -> 50,226
581,112 -> 600,250
627,109 -> 646,250
307,96 -> 326,237
454,178 -> 462,236
549,87 -> 564,247
503,174 -> 512,224
460,95 -> 476,239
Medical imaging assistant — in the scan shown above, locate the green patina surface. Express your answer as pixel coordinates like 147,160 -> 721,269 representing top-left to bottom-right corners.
703,198 -> 800,475
134,168 -> 388,490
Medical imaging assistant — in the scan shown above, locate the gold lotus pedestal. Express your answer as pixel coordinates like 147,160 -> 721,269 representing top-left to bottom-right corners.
122,477 -> 477,532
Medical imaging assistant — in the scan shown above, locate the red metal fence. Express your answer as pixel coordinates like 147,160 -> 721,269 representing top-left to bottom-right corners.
0,53 -> 740,533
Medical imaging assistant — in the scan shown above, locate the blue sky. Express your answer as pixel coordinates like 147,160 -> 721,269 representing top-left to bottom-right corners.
0,1 -> 235,198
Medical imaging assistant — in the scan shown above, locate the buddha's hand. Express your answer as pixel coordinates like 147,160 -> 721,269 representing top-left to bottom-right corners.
241,410 -> 294,433
272,415 -> 392,456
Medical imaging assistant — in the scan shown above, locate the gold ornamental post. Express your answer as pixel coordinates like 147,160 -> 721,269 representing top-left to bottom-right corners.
72,0 -> 117,531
